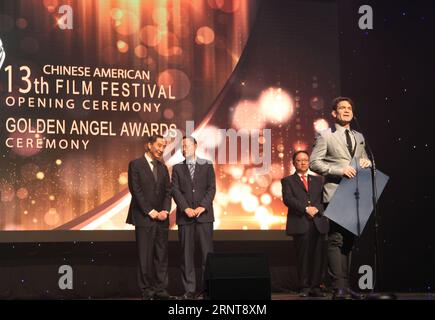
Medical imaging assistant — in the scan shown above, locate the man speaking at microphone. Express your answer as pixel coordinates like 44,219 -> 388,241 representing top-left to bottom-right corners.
310,97 -> 371,299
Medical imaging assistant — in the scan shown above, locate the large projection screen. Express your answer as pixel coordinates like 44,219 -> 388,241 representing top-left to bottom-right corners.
0,0 -> 340,238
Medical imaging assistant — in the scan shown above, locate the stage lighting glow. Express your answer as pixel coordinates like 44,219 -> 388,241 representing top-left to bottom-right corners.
196,26 -> 215,45
16,188 -> 29,200
156,32 -> 180,57
310,96 -> 325,110
195,125 -> 224,149
226,165 -> 244,179
260,193 -> 272,205
44,208 -> 60,226
314,118 -> 329,132
241,194 -> 259,212
152,7 -> 170,25
140,25 -> 162,47
115,12 -> 140,36
158,69 -> 191,100
117,40 -> 129,53
229,183 -> 252,203
43,0 -> 58,13
134,45 -> 148,58
110,8 -> 123,20
118,172 -> 128,185
216,192 -> 230,206
259,87 -> 294,124
270,163 -> 284,180
1,184 -> 15,202
270,180 -> 282,198
232,100 -> 265,130
293,140 -> 307,152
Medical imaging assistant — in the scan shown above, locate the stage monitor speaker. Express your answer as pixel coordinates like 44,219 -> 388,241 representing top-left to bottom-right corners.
204,252 -> 271,300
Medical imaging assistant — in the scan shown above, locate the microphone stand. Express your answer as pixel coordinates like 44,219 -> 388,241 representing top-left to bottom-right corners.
354,160 -> 361,237
352,116 -> 396,300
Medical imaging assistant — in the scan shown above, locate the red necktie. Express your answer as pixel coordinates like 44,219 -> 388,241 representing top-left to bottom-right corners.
301,175 -> 309,191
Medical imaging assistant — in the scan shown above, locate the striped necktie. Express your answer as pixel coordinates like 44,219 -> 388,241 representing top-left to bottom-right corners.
188,162 -> 195,180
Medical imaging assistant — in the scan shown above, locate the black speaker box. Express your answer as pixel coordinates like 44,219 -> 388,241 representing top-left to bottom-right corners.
204,252 -> 271,300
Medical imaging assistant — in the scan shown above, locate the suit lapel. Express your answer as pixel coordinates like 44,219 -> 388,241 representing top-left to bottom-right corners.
183,158 -> 203,184
332,130 -> 352,159
292,173 -> 307,193
155,161 -> 162,186
353,131 -> 363,155
182,160 -> 193,184
192,161 -> 202,185
141,157 -> 156,184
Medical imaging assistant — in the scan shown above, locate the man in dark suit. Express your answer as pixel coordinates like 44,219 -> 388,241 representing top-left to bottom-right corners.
172,136 -> 216,300
281,150 -> 329,297
126,135 -> 172,300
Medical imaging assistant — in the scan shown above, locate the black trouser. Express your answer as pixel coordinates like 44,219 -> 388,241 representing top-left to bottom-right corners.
178,222 -> 213,294
293,221 -> 327,290
135,224 -> 168,296
327,220 -> 355,290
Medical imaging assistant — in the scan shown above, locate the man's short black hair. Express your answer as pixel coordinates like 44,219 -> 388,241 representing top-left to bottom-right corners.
292,150 -> 310,162
182,136 -> 197,145
147,135 -> 165,145
331,96 -> 355,111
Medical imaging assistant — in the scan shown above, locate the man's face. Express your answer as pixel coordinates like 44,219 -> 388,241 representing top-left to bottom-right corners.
147,137 -> 167,160
294,152 -> 309,174
182,138 -> 197,159
332,100 -> 353,125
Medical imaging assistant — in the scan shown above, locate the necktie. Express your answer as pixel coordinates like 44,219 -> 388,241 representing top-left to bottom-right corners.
301,175 -> 309,192
188,163 -> 195,180
151,160 -> 158,182
345,129 -> 354,156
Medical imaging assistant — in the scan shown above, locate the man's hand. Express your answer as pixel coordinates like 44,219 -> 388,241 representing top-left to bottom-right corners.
194,207 -> 206,217
157,210 -> 168,221
185,208 -> 196,218
342,166 -> 357,178
359,158 -> 372,168
305,206 -> 319,217
148,209 -> 159,219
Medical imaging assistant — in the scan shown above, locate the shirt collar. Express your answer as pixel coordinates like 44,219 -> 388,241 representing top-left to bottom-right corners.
144,153 -> 154,165
185,156 -> 197,165
335,123 -> 352,134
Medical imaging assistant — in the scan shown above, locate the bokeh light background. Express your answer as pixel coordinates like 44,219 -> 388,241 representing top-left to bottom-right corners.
0,0 -> 340,231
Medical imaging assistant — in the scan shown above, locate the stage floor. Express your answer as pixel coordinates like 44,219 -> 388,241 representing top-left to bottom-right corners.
112,292 -> 433,300
272,292 -> 434,300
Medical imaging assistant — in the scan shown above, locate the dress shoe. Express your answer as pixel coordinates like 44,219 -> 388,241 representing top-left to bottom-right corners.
332,288 -> 351,300
309,288 -> 326,297
298,288 -> 310,297
347,289 -> 365,300
180,292 -> 196,300
154,290 -> 171,300
141,294 -> 154,300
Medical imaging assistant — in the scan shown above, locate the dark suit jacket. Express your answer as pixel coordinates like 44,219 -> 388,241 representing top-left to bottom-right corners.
172,158 -> 216,225
126,156 -> 171,227
281,173 -> 329,235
